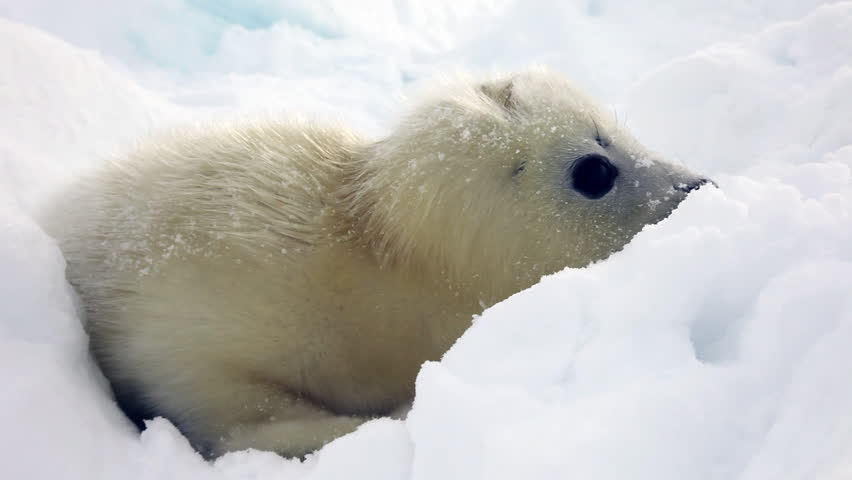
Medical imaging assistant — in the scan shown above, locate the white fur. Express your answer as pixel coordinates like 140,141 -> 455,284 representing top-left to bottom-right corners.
45,68 -> 707,458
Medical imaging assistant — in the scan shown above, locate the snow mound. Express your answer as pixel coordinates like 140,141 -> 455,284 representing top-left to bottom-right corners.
0,19 -> 186,211
1,2 -> 851,479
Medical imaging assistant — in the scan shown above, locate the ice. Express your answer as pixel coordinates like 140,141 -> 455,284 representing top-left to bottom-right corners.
1,1 -> 851,479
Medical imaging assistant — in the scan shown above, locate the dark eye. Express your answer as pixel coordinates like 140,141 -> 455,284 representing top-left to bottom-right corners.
571,154 -> 618,199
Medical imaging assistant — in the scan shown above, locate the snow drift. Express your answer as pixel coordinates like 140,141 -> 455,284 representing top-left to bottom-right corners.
1,2 -> 851,479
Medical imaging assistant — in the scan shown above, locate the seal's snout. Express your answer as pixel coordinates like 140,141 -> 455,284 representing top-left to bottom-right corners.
676,177 -> 715,194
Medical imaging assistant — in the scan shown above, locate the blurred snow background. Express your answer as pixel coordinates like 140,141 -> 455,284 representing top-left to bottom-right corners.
1,1 -> 851,479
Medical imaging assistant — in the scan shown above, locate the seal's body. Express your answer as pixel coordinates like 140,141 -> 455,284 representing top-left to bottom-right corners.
47,69 -> 710,457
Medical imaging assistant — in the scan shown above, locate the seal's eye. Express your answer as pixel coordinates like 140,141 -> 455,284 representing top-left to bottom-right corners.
571,154 -> 618,199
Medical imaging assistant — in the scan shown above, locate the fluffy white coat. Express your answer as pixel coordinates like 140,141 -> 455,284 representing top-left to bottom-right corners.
46,68 -> 708,457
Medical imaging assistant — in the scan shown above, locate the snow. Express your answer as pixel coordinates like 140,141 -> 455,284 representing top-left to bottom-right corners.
1,1 -> 851,479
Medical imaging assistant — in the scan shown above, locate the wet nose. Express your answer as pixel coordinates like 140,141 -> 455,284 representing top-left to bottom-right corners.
676,178 -> 716,194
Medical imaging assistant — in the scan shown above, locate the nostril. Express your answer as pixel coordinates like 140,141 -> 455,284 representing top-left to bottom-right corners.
677,178 -> 715,193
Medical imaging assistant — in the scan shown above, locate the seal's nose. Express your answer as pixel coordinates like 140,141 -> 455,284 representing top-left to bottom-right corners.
676,177 -> 716,194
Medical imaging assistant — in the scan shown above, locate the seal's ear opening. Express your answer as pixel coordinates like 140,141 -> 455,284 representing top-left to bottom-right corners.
480,79 -> 515,112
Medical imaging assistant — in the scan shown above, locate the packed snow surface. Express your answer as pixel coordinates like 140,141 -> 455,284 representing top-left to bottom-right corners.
1,1 -> 851,479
